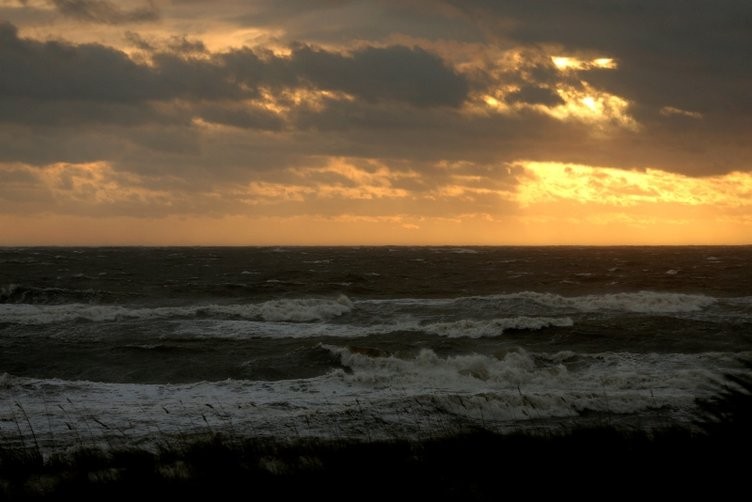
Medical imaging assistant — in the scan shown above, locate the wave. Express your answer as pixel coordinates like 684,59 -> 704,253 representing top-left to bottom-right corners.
0,290 -> 733,327
0,283 -> 113,305
363,290 -> 719,314
0,295 -> 354,324
3,349 -> 746,455
171,316 -> 574,340
322,345 -> 735,394
516,291 -> 717,313
423,317 -> 574,338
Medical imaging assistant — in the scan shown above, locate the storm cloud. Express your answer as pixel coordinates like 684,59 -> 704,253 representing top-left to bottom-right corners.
0,22 -> 468,107
50,0 -> 160,24
1,0 -> 751,243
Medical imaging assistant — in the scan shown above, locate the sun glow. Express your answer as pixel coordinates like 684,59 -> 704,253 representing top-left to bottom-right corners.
514,161 -> 752,208
503,161 -> 752,244
545,84 -> 638,131
475,50 -> 634,130
483,96 -> 501,107
552,56 -> 617,71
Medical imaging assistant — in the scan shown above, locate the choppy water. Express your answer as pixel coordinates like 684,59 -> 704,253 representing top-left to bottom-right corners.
1,246 -> 750,453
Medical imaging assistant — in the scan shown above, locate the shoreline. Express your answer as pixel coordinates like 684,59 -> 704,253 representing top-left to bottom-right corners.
3,367 -> 750,499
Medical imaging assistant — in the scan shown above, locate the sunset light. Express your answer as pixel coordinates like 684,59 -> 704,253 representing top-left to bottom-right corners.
552,56 -> 617,71
0,0 -> 748,245
515,161 -> 752,208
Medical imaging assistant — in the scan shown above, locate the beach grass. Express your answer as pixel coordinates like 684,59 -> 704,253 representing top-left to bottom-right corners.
2,426 -> 747,500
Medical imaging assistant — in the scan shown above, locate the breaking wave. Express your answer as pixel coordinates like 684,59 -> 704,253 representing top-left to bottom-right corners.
0,295 -> 354,324
171,316 -> 574,340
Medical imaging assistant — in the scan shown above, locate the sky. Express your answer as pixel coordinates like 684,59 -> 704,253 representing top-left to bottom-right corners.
1,0 -> 751,245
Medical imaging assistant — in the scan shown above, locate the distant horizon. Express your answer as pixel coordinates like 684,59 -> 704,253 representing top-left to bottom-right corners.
0,242 -> 752,249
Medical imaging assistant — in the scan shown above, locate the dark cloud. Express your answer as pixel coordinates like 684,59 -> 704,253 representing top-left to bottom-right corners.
123,32 -> 207,55
216,44 -> 470,107
0,19 -> 476,180
288,44 -> 469,107
149,52 -> 245,101
215,48 -> 292,89
289,99 -> 587,165
201,0 -> 752,122
50,0 -> 160,24
416,0 -> 752,175
0,22 -> 169,102
123,31 -> 155,51
0,125 -> 133,166
0,22 -> 467,108
449,1 -> 752,115
0,97 -> 179,127
1,0 -> 752,219
166,36 -> 207,55
196,104 -> 286,131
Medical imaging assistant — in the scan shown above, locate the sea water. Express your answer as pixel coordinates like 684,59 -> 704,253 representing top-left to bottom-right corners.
1,246 -> 750,454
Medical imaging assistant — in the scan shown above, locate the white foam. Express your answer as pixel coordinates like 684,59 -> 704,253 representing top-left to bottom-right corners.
328,345 -> 687,390
2,349 -> 743,455
564,291 -> 714,313
258,295 -> 353,322
173,319 -> 408,339
523,291 -> 716,313
0,295 -> 354,325
0,290 -> 727,328
423,317 -> 574,338
172,316 -> 571,340
362,291 -> 718,314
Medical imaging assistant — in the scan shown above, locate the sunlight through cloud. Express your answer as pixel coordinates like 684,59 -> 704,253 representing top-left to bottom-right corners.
514,161 -> 752,208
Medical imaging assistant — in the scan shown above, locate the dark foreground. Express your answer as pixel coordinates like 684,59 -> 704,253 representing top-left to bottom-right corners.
1,428 -> 748,501
2,372 -> 751,502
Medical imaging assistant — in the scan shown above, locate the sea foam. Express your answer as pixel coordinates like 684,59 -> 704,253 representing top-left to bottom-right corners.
2,348 -> 743,455
171,316 -> 572,340
363,291 -> 718,314
0,295 -> 354,324
423,317 -> 574,338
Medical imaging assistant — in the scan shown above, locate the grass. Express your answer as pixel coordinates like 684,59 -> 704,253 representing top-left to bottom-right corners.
1,426 -> 747,501
2,369 -> 751,500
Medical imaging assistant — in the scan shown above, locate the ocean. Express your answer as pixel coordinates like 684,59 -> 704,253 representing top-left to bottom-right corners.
1,246 -> 751,455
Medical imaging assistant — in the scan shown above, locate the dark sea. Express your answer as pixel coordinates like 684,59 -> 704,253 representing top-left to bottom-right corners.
1,246 -> 751,455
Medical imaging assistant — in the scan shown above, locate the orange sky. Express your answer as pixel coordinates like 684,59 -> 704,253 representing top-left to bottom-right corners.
1,0 -> 751,245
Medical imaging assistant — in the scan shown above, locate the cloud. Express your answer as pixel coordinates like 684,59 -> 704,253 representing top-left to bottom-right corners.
447,1 -> 752,118
0,22 -> 468,107
216,44 -> 470,107
224,0 -> 483,44
1,0 -> 752,234
287,44 -> 469,107
514,161 -> 752,208
0,22 -> 170,102
50,0 -> 159,24
195,103 -> 285,131
0,0 -> 750,245
0,19 -> 479,176
505,85 -> 563,107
